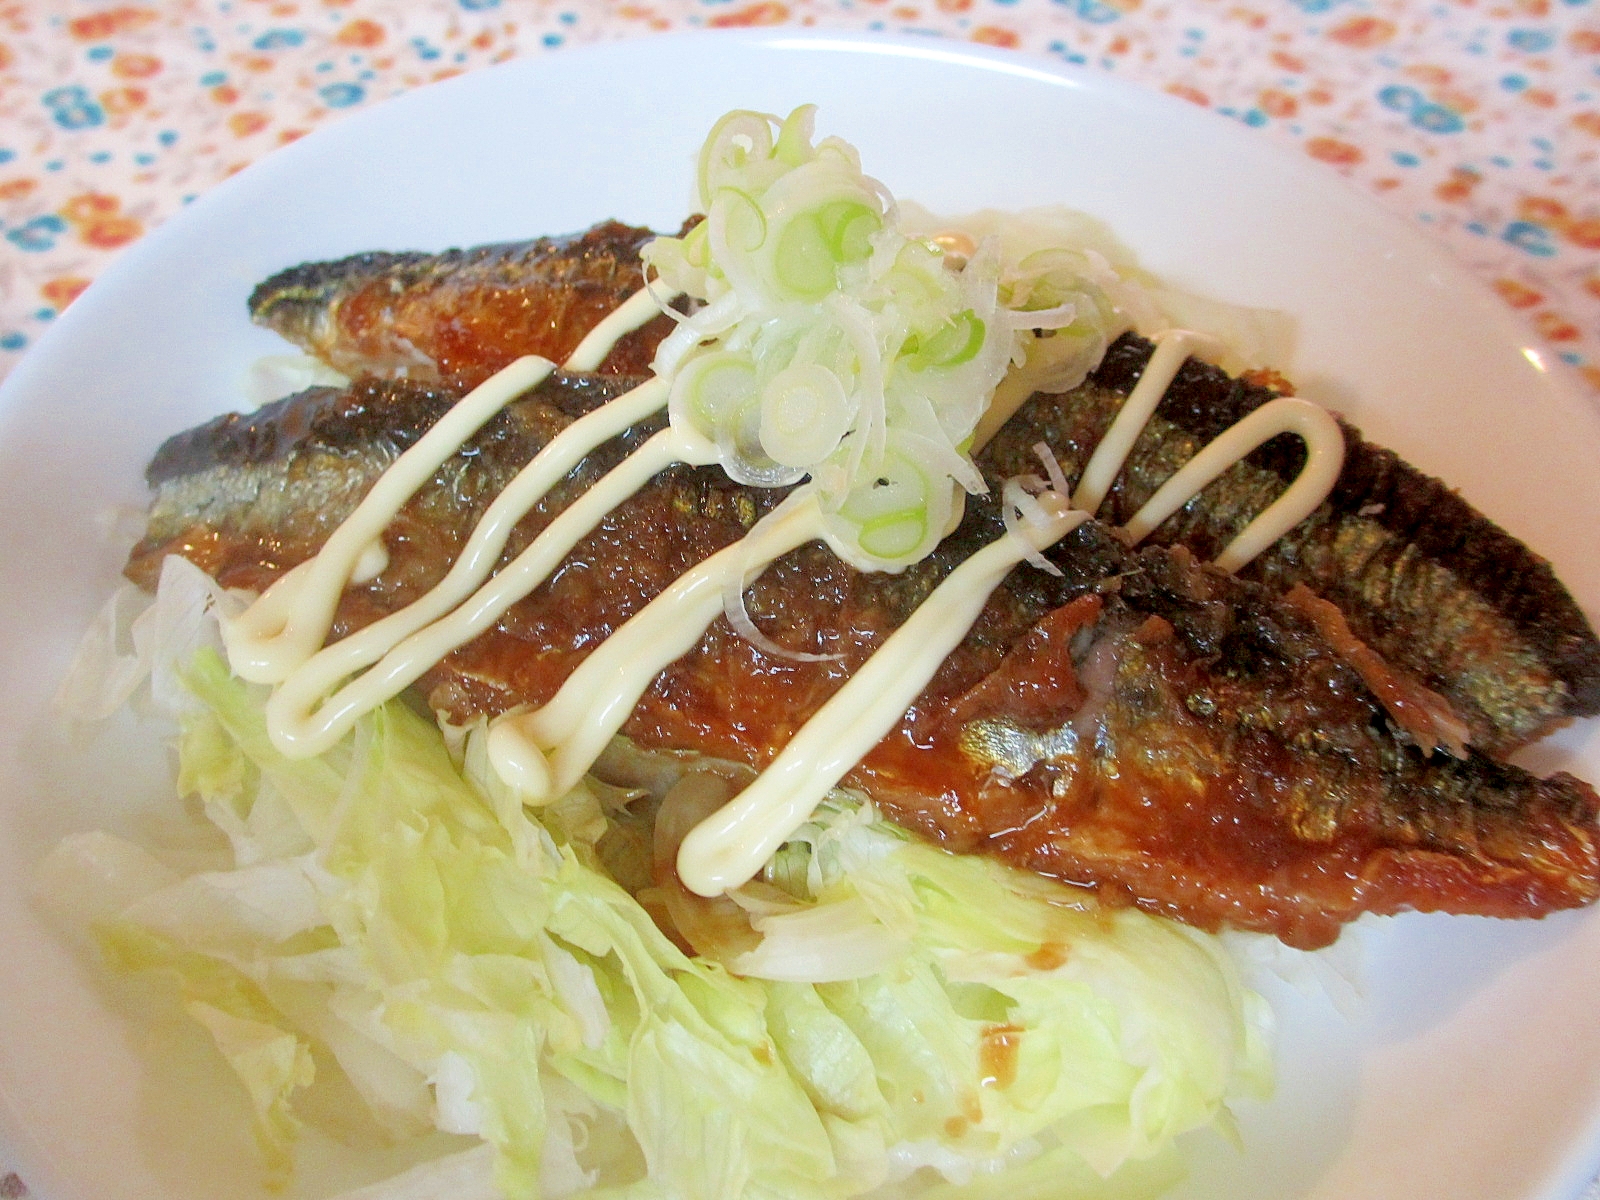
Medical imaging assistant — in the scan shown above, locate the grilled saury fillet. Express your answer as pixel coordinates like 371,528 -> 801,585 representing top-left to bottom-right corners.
246,222 -> 1600,759
127,362 -> 1600,950
249,219 -> 677,389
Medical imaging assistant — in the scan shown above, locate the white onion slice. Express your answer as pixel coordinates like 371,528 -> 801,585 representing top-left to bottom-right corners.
1002,478 -> 1065,577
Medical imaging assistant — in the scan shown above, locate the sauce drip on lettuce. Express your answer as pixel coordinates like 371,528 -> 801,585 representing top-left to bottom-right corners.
43,558 -> 1272,1198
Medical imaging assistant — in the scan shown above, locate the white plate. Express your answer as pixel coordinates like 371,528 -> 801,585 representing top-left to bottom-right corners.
1,29 -> 1598,1200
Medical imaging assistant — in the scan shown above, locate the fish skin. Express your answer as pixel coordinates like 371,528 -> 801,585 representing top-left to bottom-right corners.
984,332 -> 1600,756
247,220 -> 676,390
872,544 -> 1600,950
249,217 -> 1600,757
124,370 -> 1600,948
130,370 -> 660,596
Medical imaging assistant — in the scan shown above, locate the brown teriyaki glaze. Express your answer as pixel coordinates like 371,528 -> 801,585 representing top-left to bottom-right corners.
127,363 -> 1600,949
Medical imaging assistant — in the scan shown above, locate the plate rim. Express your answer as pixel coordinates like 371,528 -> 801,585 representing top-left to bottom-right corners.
0,27 -> 1597,1200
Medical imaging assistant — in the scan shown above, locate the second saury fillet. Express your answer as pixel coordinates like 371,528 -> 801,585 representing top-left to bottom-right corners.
128,357 -> 1600,949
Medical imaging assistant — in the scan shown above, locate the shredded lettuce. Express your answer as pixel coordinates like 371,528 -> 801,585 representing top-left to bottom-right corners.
43,579 -> 1272,1197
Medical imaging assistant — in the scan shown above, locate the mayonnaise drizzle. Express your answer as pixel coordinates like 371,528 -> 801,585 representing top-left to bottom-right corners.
1072,329 -> 1222,515
227,288 -> 680,756
565,285 -> 680,372
266,421 -> 714,757
224,353 -> 559,684
1073,328 -> 1345,573
220,279 -> 1346,904
487,491 -> 826,801
677,492 -> 1088,896
1122,395 -> 1343,572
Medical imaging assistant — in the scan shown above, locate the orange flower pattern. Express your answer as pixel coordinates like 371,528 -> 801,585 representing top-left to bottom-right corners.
0,18 -> 1598,1197
0,0 -> 1595,394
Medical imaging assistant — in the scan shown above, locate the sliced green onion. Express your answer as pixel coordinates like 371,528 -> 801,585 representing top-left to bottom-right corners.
855,510 -> 928,561
875,242 -> 949,312
697,110 -> 776,211
681,219 -> 710,271
711,187 -> 767,253
831,442 -> 946,566
838,456 -> 930,524
759,363 -> 852,469
816,200 -> 880,263
718,401 -> 804,489
645,108 -> 1087,578
672,350 -> 759,438
773,214 -> 838,300
907,310 -> 985,371
772,104 -> 817,167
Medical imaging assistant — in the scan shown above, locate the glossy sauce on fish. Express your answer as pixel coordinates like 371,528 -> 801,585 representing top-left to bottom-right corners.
1003,336 -> 1600,752
248,220 -> 1600,758
127,351 -> 1600,947
249,220 -> 680,389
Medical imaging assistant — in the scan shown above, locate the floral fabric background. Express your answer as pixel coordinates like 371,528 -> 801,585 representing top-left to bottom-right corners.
1,0 -> 1599,1196
0,0 -> 1597,395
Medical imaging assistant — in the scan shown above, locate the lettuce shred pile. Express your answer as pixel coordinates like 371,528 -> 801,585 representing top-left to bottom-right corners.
45,561 -> 1272,1200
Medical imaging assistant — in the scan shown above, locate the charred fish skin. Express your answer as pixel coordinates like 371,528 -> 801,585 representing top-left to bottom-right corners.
124,372 -> 1600,947
984,332 -> 1600,756
247,220 -> 676,390
247,222 -> 1600,755
128,370 -> 664,595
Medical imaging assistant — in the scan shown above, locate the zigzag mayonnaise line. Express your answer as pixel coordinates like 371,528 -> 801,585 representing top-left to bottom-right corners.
223,302 -> 1343,897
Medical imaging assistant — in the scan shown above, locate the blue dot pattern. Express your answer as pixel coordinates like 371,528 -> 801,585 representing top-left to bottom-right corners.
0,0 -> 1595,393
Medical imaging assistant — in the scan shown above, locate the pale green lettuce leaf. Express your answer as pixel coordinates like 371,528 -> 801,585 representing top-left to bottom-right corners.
64,646 -> 1272,1200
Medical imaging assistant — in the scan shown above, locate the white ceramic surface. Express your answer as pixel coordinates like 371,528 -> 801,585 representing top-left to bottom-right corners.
0,29 -> 1597,1200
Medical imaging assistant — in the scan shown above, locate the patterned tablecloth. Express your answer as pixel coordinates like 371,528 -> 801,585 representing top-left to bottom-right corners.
1,0 -> 1598,394
1,0 -> 1598,1197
